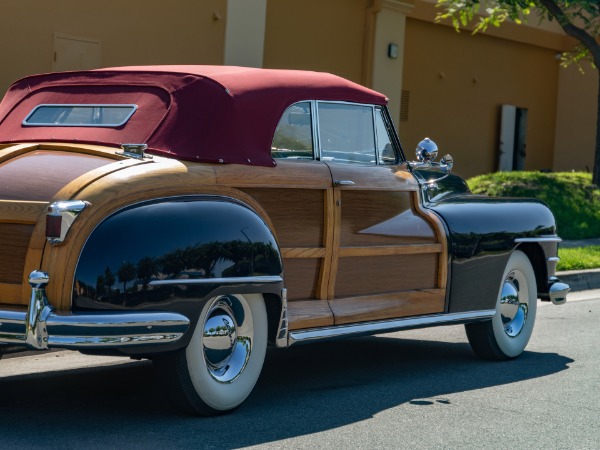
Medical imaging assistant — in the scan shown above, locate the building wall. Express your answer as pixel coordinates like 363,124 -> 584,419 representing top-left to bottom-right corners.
399,18 -> 560,178
263,0 -> 368,84
0,0 -> 595,178
0,0 -> 226,93
553,62 -> 599,172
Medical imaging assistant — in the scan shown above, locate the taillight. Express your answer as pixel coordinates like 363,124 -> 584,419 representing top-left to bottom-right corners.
45,214 -> 62,239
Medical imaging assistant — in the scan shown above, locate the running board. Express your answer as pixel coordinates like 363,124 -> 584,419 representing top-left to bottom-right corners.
288,310 -> 496,346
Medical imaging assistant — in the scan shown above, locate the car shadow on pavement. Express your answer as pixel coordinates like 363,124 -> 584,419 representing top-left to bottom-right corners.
0,334 -> 572,449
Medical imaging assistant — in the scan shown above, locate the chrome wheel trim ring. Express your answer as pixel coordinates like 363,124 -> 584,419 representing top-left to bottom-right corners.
202,295 -> 253,384
500,270 -> 529,338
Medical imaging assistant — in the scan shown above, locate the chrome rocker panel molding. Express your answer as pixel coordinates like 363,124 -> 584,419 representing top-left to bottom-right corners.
287,309 -> 496,346
0,271 -> 190,351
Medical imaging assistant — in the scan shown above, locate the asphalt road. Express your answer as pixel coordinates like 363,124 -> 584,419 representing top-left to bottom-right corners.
0,291 -> 598,450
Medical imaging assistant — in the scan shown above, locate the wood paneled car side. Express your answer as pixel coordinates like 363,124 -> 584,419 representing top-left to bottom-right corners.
0,66 -> 569,416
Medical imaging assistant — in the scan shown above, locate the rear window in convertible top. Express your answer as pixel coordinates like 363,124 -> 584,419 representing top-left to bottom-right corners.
23,104 -> 137,127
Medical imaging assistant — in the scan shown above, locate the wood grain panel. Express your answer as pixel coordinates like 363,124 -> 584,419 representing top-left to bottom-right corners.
326,189 -> 342,300
288,299 -> 334,330
0,223 -> 34,284
0,143 -> 41,163
0,151 -> 113,201
281,248 -> 326,258
329,289 -> 445,325
327,163 -> 419,190
334,253 -> 438,298
52,158 -> 150,201
412,192 -> 449,291
0,283 -> 22,303
339,190 -> 436,246
0,201 -> 47,224
317,188 -> 336,300
214,160 -> 332,189
242,188 -> 324,247
339,244 -> 442,257
282,258 -> 322,300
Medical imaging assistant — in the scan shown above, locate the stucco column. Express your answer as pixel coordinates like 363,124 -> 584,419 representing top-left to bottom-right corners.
365,0 -> 415,126
224,0 -> 267,67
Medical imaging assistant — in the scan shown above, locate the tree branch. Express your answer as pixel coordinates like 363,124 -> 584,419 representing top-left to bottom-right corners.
537,0 -> 600,65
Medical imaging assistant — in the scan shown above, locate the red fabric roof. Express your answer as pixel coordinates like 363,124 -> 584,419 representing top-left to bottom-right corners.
0,66 -> 388,166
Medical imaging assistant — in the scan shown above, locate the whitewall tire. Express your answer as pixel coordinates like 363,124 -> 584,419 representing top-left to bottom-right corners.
155,293 -> 267,415
465,250 -> 537,360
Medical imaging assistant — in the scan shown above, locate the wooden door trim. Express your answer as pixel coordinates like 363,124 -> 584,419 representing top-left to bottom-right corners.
0,283 -> 23,303
0,201 -> 48,224
339,243 -> 442,257
412,191 -> 448,290
329,289 -> 445,325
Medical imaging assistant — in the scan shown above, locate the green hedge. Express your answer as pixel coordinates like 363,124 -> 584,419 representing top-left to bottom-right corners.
467,172 -> 600,240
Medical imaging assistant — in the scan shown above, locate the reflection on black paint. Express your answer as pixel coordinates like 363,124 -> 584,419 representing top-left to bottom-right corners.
75,240 -> 281,307
73,198 -> 282,309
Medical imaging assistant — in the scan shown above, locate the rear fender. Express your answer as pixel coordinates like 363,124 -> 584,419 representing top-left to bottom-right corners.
72,195 -> 284,352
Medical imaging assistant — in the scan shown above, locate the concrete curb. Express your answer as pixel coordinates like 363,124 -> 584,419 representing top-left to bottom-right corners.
556,268 -> 600,292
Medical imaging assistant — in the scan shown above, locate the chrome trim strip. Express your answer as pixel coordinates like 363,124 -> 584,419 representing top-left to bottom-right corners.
275,288 -> 288,348
288,310 -> 495,346
547,257 -> 560,262
149,275 -> 283,287
515,237 -> 562,243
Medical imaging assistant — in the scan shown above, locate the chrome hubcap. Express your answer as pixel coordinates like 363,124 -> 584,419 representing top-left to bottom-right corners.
202,295 -> 253,383
500,270 -> 529,338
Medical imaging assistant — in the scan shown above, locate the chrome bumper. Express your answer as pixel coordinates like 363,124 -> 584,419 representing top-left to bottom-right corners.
0,271 -> 190,351
546,277 -> 570,305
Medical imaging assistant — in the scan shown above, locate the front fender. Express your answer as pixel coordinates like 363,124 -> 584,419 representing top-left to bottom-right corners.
429,195 -> 557,312
72,196 -> 283,351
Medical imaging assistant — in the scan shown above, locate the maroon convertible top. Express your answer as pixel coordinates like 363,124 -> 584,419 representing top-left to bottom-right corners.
0,65 -> 387,166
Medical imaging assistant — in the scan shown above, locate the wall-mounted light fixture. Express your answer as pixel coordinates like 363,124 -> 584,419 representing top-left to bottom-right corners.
388,43 -> 399,59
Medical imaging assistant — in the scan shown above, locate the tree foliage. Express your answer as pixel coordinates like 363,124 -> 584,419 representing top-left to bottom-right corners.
436,0 -> 600,184
436,0 -> 600,69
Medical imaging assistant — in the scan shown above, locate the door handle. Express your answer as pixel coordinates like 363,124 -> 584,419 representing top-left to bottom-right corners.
333,180 -> 355,187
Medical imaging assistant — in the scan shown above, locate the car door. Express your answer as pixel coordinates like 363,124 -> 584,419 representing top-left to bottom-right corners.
214,101 -> 336,331
317,101 -> 448,324
216,100 -> 448,332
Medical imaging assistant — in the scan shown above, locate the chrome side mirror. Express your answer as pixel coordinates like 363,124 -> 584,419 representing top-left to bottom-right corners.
416,138 -> 438,163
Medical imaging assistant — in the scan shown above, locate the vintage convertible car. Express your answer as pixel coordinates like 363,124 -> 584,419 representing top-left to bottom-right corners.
0,66 -> 569,415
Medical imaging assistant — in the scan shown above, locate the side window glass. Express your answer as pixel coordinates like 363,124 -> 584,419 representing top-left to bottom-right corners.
375,108 -> 397,165
271,102 -> 314,159
318,103 -> 376,165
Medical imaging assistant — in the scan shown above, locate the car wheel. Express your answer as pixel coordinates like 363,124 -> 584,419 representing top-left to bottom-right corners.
155,293 -> 267,416
465,250 -> 537,360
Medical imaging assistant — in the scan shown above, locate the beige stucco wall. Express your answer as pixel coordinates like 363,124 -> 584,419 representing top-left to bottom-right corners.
0,0 -> 594,179
399,18 -> 560,179
263,0 -> 368,83
0,0 -> 226,93
553,63 -> 598,172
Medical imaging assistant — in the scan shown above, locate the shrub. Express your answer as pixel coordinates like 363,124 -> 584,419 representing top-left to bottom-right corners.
467,172 -> 600,240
